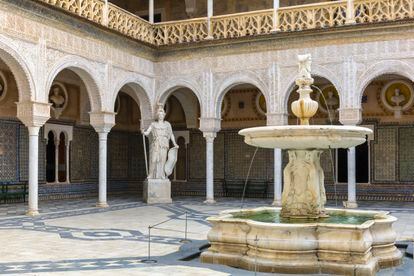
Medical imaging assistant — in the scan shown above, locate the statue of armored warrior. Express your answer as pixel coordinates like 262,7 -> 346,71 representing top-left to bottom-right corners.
143,104 -> 179,179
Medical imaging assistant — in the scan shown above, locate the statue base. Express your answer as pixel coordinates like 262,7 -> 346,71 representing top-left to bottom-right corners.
143,179 -> 173,204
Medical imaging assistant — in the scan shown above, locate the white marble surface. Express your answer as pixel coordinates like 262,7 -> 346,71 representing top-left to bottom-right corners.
239,125 -> 373,149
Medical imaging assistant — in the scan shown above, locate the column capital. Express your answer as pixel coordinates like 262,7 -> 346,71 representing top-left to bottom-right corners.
338,108 -> 362,125
203,132 -> 217,142
90,111 -> 115,133
267,112 -> 288,126
16,101 -> 51,128
199,117 -> 221,133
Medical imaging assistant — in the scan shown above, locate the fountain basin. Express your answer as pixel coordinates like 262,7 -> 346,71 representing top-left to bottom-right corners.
239,125 -> 373,149
201,207 -> 402,275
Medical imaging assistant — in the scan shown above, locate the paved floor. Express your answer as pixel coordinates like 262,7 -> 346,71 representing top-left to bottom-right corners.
0,197 -> 413,275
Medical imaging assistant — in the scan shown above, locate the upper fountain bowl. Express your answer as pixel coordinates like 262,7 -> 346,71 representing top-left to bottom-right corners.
239,125 -> 373,150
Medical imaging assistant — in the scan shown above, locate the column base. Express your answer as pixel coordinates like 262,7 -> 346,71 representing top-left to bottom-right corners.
204,199 -> 216,204
271,199 -> 282,207
96,202 -> 109,208
343,201 -> 358,209
144,179 -> 172,204
26,209 -> 40,216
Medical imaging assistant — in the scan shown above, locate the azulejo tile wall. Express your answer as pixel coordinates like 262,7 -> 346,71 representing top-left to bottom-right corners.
0,121 -> 18,182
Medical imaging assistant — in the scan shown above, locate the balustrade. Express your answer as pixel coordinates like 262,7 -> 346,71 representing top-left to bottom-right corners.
36,0 -> 414,46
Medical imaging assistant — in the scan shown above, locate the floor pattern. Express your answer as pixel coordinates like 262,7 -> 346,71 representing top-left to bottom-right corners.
0,196 -> 413,275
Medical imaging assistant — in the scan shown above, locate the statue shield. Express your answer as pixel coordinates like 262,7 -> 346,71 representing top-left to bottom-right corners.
164,147 -> 178,177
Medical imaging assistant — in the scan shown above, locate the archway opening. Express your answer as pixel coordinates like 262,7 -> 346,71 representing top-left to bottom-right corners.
43,68 -> 96,190
217,84 -> 269,198
108,87 -> 146,197
161,88 -> 200,195
356,74 -> 414,200
0,54 -> 32,194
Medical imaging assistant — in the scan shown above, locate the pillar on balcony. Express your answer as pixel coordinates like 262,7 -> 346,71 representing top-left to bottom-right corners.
272,0 -> 280,32
339,108 -> 362,209
149,0 -> 154,23
200,118 -> 221,204
267,112 -> 287,207
207,0 -> 214,39
346,0 -> 356,25
90,112 -> 115,208
17,101 -> 51,216
102,0 -> 109,26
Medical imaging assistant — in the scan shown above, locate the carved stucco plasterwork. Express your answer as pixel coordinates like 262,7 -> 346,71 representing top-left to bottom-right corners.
4,1 -> 414,131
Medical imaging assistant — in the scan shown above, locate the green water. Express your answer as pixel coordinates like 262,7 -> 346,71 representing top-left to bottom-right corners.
233,211 -> 373,225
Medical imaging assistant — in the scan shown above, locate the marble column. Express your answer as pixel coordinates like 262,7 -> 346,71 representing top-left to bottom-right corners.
149,0 -> 154,23
97,131 -> 109,208
272,148 -> 282,206
345,147 -> 358,208
54,137 -> 60,183
346,0 -> 355,24
65,141 -> 70,183
204,132 -> 216,204
207,0 -> 214,39
27,126 -> 40,216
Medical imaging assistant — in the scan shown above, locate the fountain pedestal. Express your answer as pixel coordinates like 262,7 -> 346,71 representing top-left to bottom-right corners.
281,149 -> 326,219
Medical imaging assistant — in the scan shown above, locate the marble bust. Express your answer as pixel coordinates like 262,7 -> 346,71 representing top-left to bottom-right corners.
49,86 -> 65,108
143,104 -> 179,179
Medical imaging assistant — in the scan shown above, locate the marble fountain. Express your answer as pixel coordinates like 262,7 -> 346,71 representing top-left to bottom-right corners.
200,54 -> 402,275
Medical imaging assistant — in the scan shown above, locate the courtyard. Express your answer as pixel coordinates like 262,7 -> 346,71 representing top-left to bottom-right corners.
0,197 -> 412,275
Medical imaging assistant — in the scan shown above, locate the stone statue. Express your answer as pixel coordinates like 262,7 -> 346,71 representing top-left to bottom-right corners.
143,104 -> 179,179
49,86 -> 65,108
298,54 -> 312,79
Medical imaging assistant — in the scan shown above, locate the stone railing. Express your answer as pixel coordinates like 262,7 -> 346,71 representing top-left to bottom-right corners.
107,3 -> 153,44
36,0 -> 414,46
278,1 -> 347,31
211,10 -> 274,40
153,18 -> 208,46
354,0 -> 414,23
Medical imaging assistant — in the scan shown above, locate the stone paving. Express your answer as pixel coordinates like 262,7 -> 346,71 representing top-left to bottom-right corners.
0,196 -> 413,275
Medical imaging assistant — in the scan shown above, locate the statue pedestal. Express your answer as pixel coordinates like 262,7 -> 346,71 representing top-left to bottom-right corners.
143,179 -> 173,204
